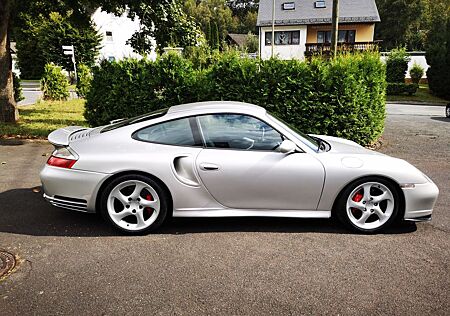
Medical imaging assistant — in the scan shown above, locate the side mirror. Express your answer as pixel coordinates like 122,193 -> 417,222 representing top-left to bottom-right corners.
278,140 -> 297,154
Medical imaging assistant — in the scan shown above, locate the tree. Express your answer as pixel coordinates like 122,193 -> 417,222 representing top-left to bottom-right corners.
14,1 -> 101,79
0,0 -> 18,122
375,0 -> 430,51
426,0 -> 450,99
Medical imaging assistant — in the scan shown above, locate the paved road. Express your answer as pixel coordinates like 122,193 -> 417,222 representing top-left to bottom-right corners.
0,104 -> 449,315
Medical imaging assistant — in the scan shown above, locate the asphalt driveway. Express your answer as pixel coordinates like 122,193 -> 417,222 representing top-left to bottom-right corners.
0,103 -> 449,315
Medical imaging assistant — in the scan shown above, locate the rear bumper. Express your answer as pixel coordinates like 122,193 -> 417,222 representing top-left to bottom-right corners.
403,181 -> 439,220
40,165 -> 110,213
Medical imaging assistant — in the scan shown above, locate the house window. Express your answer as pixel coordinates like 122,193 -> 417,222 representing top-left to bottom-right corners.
317,30 -> 356,43
315,1 -> 326,8
282,2 -> 295,10
265,31 -> 300,45
106,31 -> 113,42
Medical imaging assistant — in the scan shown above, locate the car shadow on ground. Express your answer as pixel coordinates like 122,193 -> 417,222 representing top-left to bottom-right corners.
430,116 -> 450,123
0,188 -> 417,237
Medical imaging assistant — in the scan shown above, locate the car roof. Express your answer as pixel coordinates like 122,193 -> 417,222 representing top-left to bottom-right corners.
167,101 -> 266,116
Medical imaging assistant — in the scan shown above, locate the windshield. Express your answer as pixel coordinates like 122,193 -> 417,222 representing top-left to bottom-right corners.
101,108 -> 168,133
267,113 -> 319,151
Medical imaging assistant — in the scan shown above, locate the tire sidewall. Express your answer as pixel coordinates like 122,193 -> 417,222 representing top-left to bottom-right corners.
100,174 -> 168,234
336,177 -> 400,234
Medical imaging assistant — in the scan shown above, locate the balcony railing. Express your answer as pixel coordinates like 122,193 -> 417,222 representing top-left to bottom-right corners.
305,41 -> 381,57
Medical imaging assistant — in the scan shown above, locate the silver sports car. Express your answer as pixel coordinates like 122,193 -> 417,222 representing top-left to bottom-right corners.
40,101 -> 439,234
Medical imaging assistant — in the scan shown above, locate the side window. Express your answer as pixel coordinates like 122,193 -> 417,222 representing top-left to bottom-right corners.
134,117 -> 201,147
197,114 -> 283,151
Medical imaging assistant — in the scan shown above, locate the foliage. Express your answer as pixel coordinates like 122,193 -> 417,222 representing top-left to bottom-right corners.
86,52 -> 386,145
12,72 -> 24,103
385,48 -> 410,83
40,63 -> 70,101
14,8 -> 101,79
76,64 -> 93,98
184,45 -> 221,70
386,83 -> 418,95
375,0 -> 431,51
0,99 -> 86,138
243,33 -> 258,53
409,63 -> 424,84
425,0 -> 450,100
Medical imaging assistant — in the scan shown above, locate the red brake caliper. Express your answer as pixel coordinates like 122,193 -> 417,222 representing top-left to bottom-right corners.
351,192 -> 363,215
145,194 -> 153,217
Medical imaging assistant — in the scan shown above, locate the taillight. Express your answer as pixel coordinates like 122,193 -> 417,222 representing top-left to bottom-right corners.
47,156 -> 77,169
47,146 -> 78,169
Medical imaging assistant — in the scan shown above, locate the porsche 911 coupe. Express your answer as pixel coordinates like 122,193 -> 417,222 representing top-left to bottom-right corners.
40,101 -> 439,234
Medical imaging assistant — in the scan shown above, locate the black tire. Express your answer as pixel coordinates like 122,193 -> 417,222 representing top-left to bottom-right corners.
100,174 -> 168,234
335,176 -> 401,234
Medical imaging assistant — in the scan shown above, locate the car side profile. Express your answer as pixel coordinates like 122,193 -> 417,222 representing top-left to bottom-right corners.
40,101 -> 439,234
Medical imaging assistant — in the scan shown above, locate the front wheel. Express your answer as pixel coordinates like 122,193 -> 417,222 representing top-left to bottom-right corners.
336,177 -> 400,233
100,174 -> 168,234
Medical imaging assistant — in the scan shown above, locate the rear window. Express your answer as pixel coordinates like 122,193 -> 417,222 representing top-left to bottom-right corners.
101,108 -> 168,133
133,117 -> 201,147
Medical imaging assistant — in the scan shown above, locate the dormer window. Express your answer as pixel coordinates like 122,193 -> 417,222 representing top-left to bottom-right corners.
282,2 -> 295,10
315,1 -> 326,8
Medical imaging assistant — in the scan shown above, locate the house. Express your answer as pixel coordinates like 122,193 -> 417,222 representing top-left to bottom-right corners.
92,8 -> 156,62
257,0 -> 380,60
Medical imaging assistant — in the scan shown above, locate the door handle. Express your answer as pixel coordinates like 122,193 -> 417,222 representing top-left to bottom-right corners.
199,163 -> 220,171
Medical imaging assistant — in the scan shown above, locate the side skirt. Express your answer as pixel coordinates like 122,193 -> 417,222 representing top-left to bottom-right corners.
173,208 -> 331,218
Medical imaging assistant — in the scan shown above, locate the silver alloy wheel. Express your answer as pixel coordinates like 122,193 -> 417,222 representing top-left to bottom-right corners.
346,182 -> 394,230
107,180 -> 161,231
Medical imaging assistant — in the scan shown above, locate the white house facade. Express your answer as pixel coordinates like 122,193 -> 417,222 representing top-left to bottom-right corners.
92,8 -> 156,62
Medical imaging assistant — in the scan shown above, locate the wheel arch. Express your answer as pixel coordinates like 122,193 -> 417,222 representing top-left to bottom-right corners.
331,175 -> 405,220
95,170 -> 173,216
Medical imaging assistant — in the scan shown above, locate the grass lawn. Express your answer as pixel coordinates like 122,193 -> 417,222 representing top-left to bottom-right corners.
386,84 -> 449,104
0,99 -> 87,138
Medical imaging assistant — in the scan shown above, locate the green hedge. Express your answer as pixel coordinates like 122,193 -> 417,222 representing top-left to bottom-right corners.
85,52 -> 386,145
386,48 -> 410,83
386,83 -> 418,95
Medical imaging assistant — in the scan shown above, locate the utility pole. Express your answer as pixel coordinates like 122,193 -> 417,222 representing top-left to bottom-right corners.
331,0 -> 339,57
271,0 -> 275,58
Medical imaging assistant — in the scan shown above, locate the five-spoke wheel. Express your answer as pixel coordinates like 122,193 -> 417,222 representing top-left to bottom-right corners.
336,177 -> 400,233
100,175 -> 168,233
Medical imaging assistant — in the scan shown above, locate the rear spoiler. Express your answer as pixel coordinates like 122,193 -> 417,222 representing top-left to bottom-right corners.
48,126 -> 87,146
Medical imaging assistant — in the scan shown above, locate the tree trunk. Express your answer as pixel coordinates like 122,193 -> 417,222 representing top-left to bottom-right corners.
0,0 -> 19,123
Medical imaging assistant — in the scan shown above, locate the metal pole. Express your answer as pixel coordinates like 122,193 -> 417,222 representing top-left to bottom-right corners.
331,0 -> 339,57
271,0 -> 275,58
72,47 -> 77,83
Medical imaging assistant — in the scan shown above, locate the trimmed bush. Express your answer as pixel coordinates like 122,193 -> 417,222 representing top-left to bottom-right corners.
13,73 -> 24,103
76,64 -> 93,98
386,47 -> 410,83
85,52 -> 386,145
40,64 -> 70,100
386,83 -> 418,95
409,63 -> 424,84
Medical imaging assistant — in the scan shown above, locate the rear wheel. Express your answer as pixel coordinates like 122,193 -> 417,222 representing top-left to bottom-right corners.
336,177 -> 400,233
100,174 -> 168,234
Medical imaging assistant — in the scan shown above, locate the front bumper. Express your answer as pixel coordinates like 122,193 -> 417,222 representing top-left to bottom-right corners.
403,181 -> 439,221
40,165 -> 110,213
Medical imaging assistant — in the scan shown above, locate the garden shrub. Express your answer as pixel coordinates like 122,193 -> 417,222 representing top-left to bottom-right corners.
409,63 -> 424,84
386,83 -> 418,95
76,64 -> 93,98
12,72 -> 24,103
40,63 -> 69,100
85,52 -> 386,145
386,47 -> 410,83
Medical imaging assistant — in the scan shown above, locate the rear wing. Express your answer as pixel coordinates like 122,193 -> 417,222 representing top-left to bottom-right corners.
48,126 -> 87,146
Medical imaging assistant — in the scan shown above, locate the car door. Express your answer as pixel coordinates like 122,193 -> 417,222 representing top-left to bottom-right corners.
195,113 -> 325,210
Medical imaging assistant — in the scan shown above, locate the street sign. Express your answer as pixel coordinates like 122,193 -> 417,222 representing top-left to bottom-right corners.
62,45 -> 77,82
